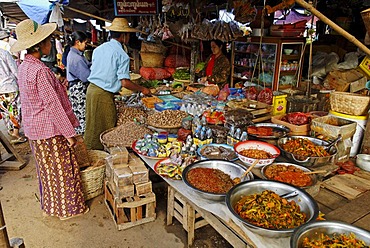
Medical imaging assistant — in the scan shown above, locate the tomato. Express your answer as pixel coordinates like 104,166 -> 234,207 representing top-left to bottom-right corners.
337,169 -> 346,174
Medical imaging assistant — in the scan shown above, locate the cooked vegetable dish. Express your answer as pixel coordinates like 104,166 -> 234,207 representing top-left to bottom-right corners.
186,168 -> 236,194
234,190 -> 307,229
302,232 -> 369,248
264,164 -> 313,187
239,148 -> 273,159
281,138 -> 330,157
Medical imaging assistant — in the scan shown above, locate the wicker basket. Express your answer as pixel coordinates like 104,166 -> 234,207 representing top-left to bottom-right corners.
141,41 -> 167,54
140,52 -> 165,68
361,8 -> 370,36
80,150 -> 109,200
330,91 -> 370,116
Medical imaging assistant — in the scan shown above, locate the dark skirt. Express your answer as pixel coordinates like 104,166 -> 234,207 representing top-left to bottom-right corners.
30,136 -> 87,218
68,80 -> 88,135
84,83 -> 116,150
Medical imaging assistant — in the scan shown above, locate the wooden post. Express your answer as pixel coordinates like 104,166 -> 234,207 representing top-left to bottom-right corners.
295,0 -> 370,57
0,202 -> 10,248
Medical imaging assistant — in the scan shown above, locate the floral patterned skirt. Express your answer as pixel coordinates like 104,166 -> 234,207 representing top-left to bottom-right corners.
30,136 -> 87,218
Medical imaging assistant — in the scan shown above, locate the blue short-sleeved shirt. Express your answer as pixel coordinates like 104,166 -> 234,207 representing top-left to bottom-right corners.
87,39 -> 130,93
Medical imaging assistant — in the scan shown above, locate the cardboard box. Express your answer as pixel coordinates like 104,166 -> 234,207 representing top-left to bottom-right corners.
323,69 -> 366,92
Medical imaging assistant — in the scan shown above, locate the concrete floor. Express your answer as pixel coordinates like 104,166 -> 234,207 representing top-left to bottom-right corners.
0,138 -> 232,248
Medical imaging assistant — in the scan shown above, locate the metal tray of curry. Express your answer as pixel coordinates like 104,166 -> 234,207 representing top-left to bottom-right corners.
261,162 -> 318,188
247,123 -> 290,146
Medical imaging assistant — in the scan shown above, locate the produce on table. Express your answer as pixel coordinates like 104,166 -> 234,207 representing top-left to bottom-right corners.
173,68 -> 190,80
281,112 -> 311,125
281,138 -> 330,157
264,164 -> 313,187
186,168 -> 237,194
234,190 -> 307,229
302,233 -> 369,247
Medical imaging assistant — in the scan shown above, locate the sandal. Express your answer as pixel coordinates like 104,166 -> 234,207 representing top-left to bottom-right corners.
10,136 -> 28,145
59,207 -> 89,221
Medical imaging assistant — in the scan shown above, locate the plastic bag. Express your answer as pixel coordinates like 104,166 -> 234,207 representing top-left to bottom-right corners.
217,84 -> 230,101
337,52 -> 359,70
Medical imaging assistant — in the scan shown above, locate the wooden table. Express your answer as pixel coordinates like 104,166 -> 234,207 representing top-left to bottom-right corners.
140,155 -> 370,247
139,155 -> 291,248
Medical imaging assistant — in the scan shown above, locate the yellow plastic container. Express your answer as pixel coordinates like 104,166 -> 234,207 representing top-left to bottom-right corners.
359,56 -> 370,78
272,92 -> 287,116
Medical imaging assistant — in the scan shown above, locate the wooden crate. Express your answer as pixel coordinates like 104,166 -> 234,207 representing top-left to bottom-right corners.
135,181 -> 152,196
104,181 -> 156,230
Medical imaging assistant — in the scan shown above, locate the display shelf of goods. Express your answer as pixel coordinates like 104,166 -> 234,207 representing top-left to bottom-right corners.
231,37 -> 304,90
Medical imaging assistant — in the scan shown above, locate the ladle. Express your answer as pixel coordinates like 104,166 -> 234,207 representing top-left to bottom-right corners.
323,135 -> 342,151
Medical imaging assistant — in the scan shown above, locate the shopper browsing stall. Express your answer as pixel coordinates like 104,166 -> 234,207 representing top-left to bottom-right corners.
11,19 -> 88,220
66,31 -> 91,135
84,17 -> 150,150
197,40 -> 231,87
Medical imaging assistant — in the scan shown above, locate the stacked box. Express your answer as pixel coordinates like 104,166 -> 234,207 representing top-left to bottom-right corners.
112,167 -> 134,198
134,181 -> 152,196
109,146 -> 129,164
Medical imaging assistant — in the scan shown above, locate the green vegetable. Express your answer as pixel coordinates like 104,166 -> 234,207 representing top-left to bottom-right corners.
172,81 -> 183,88
195,62 -> 205,72
173,69 -> 190,80
140,80 -> 161,89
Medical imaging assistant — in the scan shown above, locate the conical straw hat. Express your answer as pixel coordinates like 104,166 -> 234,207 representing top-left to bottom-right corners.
103,18 -> 141,33
10,19 -> 57,53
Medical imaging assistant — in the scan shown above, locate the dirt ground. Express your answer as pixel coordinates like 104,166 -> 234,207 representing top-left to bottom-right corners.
0,138 -> 233,248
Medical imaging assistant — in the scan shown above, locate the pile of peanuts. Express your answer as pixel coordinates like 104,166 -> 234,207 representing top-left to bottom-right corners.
116,104 -> 147,126
146,110 -> 188,128
101,121 -> 152,147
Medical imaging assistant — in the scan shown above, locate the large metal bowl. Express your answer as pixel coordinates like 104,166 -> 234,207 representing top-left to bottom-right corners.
290,221 -> 370,247
277,136 -> 337,167
226,180 -> 319,238
182,159 -> 254,201
261,162 -> 318,189
247,123 -> 290,146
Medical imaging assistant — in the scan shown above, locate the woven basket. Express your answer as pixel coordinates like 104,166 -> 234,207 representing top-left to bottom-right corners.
330,92 -> 370,116
80,150 -> 109,200
140,52 -> 165,68
141,41 -> 167,54
361,8 -> 370,36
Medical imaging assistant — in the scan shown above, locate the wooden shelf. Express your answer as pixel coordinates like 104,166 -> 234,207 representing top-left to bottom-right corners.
280,70 -> 298,75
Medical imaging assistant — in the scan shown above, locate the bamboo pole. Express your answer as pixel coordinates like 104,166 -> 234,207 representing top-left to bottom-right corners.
0,202 -> 10,248
295,0 -> 370,57
64,6 -> 111,23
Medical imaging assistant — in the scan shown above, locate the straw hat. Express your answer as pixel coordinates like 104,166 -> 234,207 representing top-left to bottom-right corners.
0,31 -> 9,40
10,19 -> 57,53
103,18 -> 141,33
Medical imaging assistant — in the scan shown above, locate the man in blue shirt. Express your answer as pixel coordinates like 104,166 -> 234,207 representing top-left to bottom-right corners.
84,17 -> 150,150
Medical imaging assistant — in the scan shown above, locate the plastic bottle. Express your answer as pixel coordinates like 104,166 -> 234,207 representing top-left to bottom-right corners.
240,131 -> 248,141
206,128 -> 213,144
227,125 -> 235,145
234,128 -> 241,141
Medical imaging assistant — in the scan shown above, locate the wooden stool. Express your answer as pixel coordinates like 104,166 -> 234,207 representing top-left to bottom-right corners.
166,186 -> 208,247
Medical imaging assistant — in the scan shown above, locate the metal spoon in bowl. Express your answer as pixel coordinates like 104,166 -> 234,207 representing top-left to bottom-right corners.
323,135 -> 342,151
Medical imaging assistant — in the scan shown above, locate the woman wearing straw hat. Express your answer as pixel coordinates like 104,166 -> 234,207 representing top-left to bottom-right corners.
11,19 -> 88,220
84,17 -> 150,150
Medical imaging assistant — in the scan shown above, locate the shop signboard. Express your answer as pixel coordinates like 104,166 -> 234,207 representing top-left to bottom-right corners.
114,0 -> 158,16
